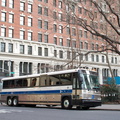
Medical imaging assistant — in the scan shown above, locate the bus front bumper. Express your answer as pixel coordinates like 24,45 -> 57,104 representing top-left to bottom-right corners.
72,99 -> 102,107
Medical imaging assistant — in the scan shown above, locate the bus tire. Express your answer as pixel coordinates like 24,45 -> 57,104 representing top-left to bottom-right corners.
62,97 -> 72,109
13,97 -> 18,106
7,97 -> 13,106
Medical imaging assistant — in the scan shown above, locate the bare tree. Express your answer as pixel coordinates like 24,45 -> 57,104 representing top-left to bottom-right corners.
75,0 -> 120,55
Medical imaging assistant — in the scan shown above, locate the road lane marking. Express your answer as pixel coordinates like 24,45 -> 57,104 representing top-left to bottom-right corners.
0,109 -> 33,114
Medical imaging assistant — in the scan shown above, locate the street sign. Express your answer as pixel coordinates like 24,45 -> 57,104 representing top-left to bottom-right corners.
10,72 -> 15,74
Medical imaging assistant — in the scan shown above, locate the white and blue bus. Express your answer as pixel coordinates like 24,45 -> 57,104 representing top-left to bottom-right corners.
0,68 -> 101,109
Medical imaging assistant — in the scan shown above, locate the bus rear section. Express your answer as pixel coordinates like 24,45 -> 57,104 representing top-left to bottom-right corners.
0,69 -> 101,109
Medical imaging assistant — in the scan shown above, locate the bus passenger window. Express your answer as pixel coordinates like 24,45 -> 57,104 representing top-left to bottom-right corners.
60,73 -> 72,85
23,79 -> 28,87
49,75 -> 60,86
40,76 -> 47,86
35,77 -> 39,86
16,79 -> 22,87
31,77 -> 39,87
31,78 -> 37,87
3,81 -> 9,89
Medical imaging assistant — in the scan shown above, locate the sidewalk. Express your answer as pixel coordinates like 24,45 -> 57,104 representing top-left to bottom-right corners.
91,104 -> 120,111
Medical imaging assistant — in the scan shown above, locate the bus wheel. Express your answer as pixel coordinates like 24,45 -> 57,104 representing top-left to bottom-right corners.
7,97 -> 13,106
62,97 -> 72,109
13,97 -> 18,106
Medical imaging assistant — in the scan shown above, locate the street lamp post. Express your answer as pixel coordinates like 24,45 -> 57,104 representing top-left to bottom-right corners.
8,60 -> 11,77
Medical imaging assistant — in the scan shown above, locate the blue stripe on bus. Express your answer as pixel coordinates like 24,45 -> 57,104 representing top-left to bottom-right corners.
0,89 -> 72,95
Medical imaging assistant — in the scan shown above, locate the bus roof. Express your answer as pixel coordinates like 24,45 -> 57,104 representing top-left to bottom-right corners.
1,68 -> 96,81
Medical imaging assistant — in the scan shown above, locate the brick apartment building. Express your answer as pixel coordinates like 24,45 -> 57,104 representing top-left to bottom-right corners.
0,0 -> 120,84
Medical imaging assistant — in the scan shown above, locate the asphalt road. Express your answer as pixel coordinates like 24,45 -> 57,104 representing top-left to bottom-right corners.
0,105 -> 120,120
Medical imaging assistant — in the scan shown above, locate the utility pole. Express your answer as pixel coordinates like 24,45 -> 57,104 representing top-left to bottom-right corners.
8,60 -> 11,77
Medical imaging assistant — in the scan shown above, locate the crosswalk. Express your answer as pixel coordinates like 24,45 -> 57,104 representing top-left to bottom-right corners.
0,109 -> 33,114
0,109 -> 22,114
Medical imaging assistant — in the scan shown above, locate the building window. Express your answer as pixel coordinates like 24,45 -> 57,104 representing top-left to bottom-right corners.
54,50 -> 57,57
113,69 -> 118,77
59,38 -> 63,46
71,5 -> 75,12
58,13 -> 62,21
80,42 -> 83,49
79,30 -> 83,37
72,28 -> 76,36
66,27 -> 70,35
91,54 -> 94,62
72,16 -> 76,24
67,39 -> 70,47
67,51 -> 70,59
59,50 -> 63,58
20,2 -> 25,11
111,57 -> 114,63
84,31 -> 88,38
38,33 -> 42,42
38,6 -> 42,14
53,0 -> 56,7
85,42 -> 88,49
1,27 -> 6,37
44,48 -> 48,56
1,0 -> 6,7
8,29 -> 14,38
28,32 -> 32,40
115,57 -> 117,64
28,17 -> 32,27
53,24 -> 57,32
102,56 -> 105,63
20,16 -> 25,25
20,45 -> 24,54
1,12 -> 6,21
58,1 -> 62,8
44,21 -> 48,30
59,25 -> 63,33
44,0 -> 48,3
9,14 -> 14,23
29,63 -> 32,74
73,51 -> 77,60
96,44 -> 99,50
38,19 -> 42,28
38,47 -> 42,56
20,30 -> 25,40
78,7 -> 82,14
66,14 -> 70,23
96,55 -> 99,62
44,7 -> 48,16
21,62 -> 32,75
53,11 -> 57,20
9,0 -> 14,8
85,54 -> 88,61
0,60 -> 3,72
72,41 -> 76,48
54,37 -> 57,44
28,46 -> 32,55
0,42 -> 5,52
8,43 -> 13,53
28,4 -> 32,13
44,34 -> 48,43
91,43 -> 94,50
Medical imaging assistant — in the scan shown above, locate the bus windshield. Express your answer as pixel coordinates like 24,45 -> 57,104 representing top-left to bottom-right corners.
81,71 -> 99,90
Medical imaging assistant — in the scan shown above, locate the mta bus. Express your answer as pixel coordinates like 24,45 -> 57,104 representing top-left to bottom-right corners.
0,69 -> 101,109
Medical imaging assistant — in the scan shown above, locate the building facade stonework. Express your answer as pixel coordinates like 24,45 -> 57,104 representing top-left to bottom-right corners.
0,0 -> 120,84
